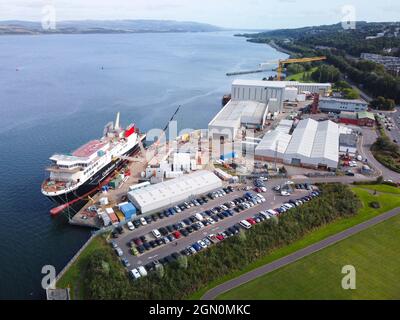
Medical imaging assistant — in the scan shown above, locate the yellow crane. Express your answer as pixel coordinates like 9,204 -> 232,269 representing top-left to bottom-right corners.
276,56 -> 327,81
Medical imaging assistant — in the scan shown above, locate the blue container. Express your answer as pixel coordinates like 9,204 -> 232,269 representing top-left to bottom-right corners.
220,152 -> 238,161
120,202 -> 137,220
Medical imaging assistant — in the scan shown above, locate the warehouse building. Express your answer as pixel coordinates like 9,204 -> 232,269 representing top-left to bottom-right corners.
339,133 -> 358,156
283,119 -> 339,169
339,111 -> 375,127
208,100 -> 269,140
319,97 -> 369,113
254,118 -> 339,169
127,170 -> 222,214
231,79 -> 331,113
255,130 -> 292,161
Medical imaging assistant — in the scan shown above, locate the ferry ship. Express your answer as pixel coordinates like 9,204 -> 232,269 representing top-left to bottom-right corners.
41,113 -> 146,204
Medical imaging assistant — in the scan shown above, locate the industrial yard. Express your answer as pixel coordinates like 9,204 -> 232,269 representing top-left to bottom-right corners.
53,70 -> 398,293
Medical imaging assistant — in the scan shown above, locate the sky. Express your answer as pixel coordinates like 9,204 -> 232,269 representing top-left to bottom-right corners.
1,0 -> 399,29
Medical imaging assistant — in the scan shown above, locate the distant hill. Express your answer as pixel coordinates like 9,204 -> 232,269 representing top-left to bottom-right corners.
239,21 -> 400,42
0,19 -> 223,35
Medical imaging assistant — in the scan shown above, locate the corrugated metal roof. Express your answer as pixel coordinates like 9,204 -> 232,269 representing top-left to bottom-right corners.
128,170 -> 222,210
285,119 -> 339,163
209,100 -> 267,127
285,118 -> 318,157
256,130 -> 292,154
311,120 -> 339,162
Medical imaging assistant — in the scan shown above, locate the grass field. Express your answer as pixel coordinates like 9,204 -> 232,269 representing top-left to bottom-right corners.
57,235 -> 109,299
217,185 -> 400,299
286,67 -> 317,81
218,213 -> 400,300
190,184 -> 400,299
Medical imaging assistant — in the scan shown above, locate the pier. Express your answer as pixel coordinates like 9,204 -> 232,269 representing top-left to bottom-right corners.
226,69 -> 264,76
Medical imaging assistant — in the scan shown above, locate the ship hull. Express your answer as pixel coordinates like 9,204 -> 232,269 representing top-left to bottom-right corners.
45,142 -> 142,206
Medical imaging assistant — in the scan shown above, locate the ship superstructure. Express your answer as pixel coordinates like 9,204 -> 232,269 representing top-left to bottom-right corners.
41,113 -> 145,203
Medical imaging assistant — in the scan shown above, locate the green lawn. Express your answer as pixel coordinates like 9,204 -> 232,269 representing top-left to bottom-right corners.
190,184 -> 400,299
286,67 -> 317,81
57,234 -> 110,299
218,213 -> 400,300
355,184 -> 400,195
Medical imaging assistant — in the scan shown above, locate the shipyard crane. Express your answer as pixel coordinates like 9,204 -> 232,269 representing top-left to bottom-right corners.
261,56 -> 327,81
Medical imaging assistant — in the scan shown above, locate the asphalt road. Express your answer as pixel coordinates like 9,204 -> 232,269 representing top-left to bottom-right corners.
359,126 -> 400,181
201,206 -> 400,300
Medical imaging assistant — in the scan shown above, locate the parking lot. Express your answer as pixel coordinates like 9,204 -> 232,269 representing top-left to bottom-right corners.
109,179 -> 319,278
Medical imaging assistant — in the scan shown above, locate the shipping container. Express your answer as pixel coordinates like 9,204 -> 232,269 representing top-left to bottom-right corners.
220,152 -> 238,161
107,212 -> 119,224
119,202 -> 137,220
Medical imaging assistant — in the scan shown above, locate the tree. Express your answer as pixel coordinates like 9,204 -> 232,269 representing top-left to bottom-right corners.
311,65 -> 341,83
371,96 -> 396,110
286,63 -> 305,75
155,264 -> 165,279
342,88 -> 360,100
177,255 -> 188,269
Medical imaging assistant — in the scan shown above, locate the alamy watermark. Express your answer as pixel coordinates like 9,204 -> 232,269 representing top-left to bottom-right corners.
341,5 -> 356,30
41,265 -> 56,290
41,4 -> 57,31
341,265 -> 356,290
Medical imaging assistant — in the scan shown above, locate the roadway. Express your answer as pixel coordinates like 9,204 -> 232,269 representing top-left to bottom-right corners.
358,126 -> 400,181
201,205 -> 400,300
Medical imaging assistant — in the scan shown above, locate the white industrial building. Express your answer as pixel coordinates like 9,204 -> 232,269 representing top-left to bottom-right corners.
209,79 -> 332,141
208,100 -> 269,140
319,97 -> 369,113
128,170 -> 222,214
255,118 -> 339,169
255,130 -> 292,160
231,79 -> 331,113
283,119 -> 339,169
274,119 -> 293,134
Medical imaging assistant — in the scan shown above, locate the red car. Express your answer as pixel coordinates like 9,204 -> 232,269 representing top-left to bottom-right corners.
246,218 -> 257,225
172,231 -> 182,239
216,234 -> 225,241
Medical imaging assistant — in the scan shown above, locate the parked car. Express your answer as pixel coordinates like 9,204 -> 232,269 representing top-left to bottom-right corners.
130,247 -> 139,256
125,221 -> 134,231
140,217 -> 147,226
172,231 -> 182,239
138,266 -> 148,277
240,220 -> 252,229
115,247 -> 123,257
129,268 -> 141,280
121,257 -> 131,267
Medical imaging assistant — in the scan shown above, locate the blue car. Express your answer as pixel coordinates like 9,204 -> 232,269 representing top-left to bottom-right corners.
192,243 -> 202,252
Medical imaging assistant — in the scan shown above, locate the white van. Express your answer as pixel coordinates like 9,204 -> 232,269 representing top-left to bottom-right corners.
138,266 -> 148,277
152,229 -> 162,239
130,268 -> 141,280
239,220 -> 252,229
